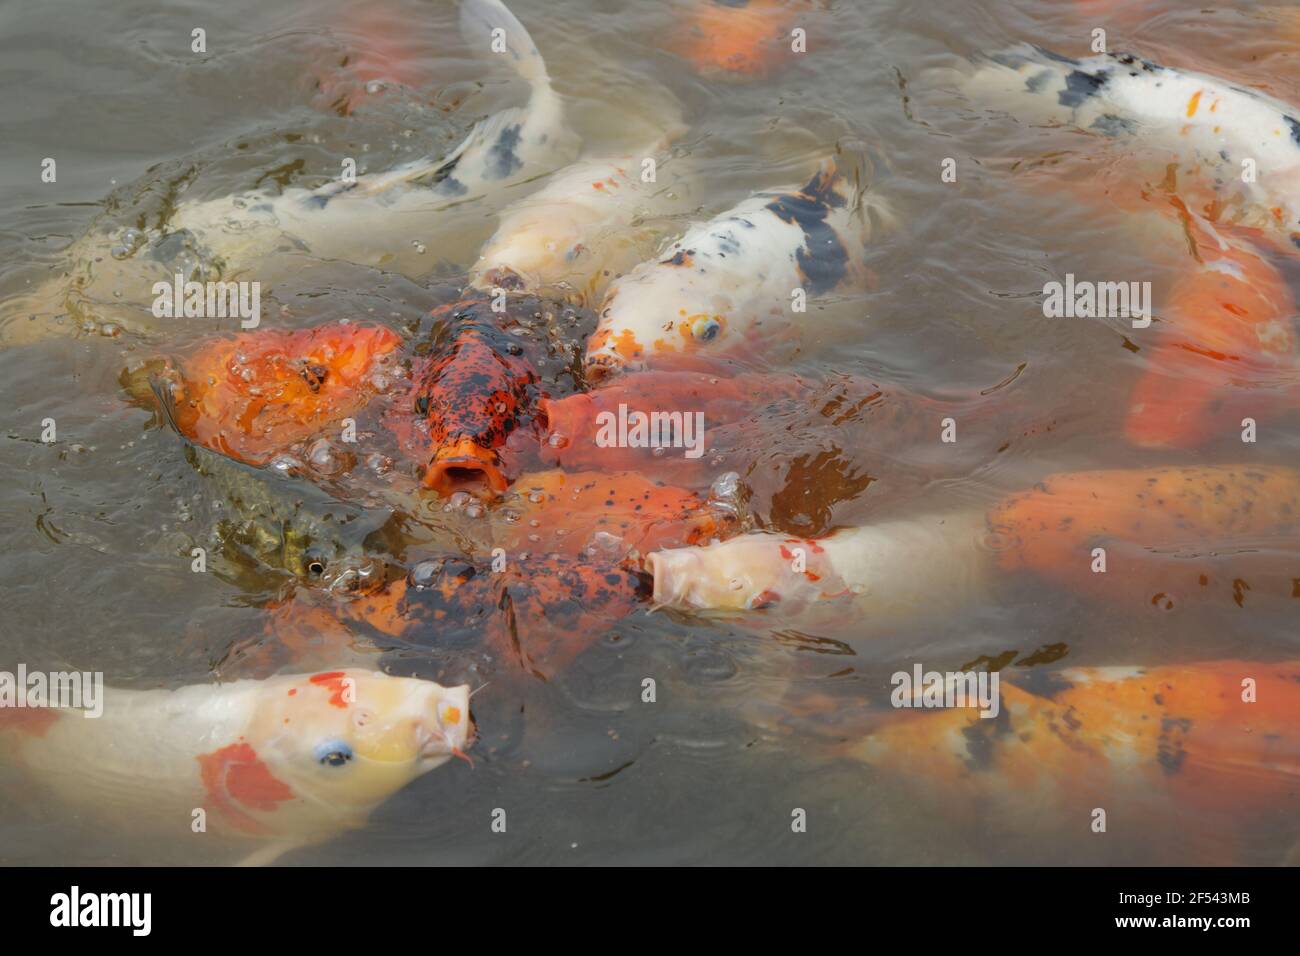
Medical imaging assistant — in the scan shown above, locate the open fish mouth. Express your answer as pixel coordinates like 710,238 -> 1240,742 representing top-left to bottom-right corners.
422,440 -> 510,497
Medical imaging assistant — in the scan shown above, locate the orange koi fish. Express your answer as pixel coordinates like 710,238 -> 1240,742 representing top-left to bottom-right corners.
388,300 -> 543,497
670,0 -> 805,79
1125,211 -> 1297,449
849,659 -> 1300,863
311,1 -> 439,115
344,554 -> 650,681
168,323 -> 402,466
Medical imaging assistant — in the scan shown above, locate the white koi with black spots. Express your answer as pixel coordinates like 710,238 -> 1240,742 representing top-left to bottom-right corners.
959,44 -> 1300,250
583,156 -> 892,378
1,0 -> 578,345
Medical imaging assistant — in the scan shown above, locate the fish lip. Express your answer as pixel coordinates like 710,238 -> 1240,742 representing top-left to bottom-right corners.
422,444 -> 509,497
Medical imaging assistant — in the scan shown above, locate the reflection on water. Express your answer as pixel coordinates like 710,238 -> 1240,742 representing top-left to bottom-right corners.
0,0 -> 1298,865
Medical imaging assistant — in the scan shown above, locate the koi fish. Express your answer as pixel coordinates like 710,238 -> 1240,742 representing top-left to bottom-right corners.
669,0 -> 804,80
311,1 -> 440,116
146,375 -> 392,593
848,659 -> 1300,864
389,301 -> 542,496
649,465 -> 1300,623
493,468 -> 736,556
2,0 -> 577,345
957,44 -> 1300,251
162,323 -> 402,467
0,670 -> 470,865
1124,209 -> 1297,448
538,368 -> 961,493
468,149 -> 694,304
343,554 -> 650,681
583,156 -> 891,379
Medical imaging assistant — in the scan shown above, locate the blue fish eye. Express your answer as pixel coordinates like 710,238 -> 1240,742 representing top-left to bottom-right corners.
691,317 -> 721,341
315,740 -> 353,768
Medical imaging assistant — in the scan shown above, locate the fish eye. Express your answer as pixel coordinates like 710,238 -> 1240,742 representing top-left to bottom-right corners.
315,740 -> 354,768
690,316 -> 721,341
304,551 -> 327,577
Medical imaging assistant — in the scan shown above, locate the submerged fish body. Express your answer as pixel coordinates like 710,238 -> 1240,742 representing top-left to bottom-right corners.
0,670 -> 470,862
960,44 -> 1300,251
469,150 -> 695,304
1,0 -> 577,346
1124,212 -> 1297,449
345,554 -> 649,681
670,0 -> 803,79
584,158 -> 890,378
850,659 -> 1300,862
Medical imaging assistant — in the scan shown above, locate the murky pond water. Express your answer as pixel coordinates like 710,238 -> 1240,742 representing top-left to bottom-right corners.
1,0 -> 1298,865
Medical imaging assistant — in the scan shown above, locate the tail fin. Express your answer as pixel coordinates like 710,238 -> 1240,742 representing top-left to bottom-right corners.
460,0 -> 551,91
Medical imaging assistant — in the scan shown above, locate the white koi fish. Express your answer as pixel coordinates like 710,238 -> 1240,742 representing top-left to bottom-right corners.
1,0 -> 578,345
467,147 -> 695,304
583,155 -> 892,379
0,669 -> 470,865
957,44 -> 1300,251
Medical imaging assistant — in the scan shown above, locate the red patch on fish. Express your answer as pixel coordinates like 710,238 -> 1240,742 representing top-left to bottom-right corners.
197,742 -> 296,834
309,671 -> 352,708
0,706 -> 61,738
172,324 -> 401,465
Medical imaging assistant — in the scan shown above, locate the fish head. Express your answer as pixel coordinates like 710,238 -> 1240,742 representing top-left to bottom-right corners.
648,534 -> 822,612
584,285 -> 732,381
245,670 -> 472,824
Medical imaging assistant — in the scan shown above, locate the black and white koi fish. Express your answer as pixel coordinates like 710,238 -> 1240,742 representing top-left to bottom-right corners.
583,155 -> 892,378
958,44 -> 1300,249
2,0 -> 577,345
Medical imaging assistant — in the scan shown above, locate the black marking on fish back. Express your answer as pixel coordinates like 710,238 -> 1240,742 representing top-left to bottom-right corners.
1060,69 -> 1107,108
765,191 -> 848,296
1013,667 -> 1076,700
1287,116 -> 1300,148
486,124 -> 523,180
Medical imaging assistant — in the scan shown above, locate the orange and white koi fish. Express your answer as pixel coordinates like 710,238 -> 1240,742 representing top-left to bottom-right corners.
669,0 -> 804,80
847,658 -> 1300,864
1124,208 -> 1297,448
958,44 -> 1300,252
165,323 -> 402,466
0,670 -> 470,865
583,156 -> 891,379
650,465 -> 1300,622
